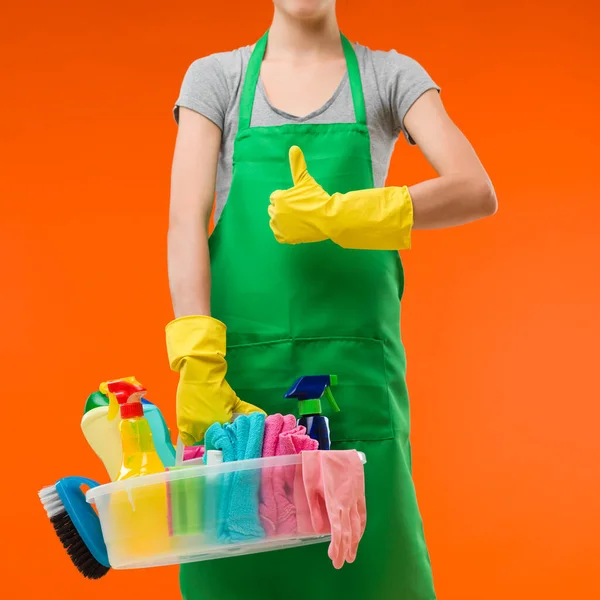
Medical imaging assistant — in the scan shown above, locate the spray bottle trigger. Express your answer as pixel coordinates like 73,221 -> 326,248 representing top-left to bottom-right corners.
100,376 -> 144,420
100,381 -> 119,421
324,386 -> 340,413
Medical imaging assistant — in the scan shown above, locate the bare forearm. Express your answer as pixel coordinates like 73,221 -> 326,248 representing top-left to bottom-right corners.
168,223 -> 211,318
168,108 -> 221,319
409,173 -> 497,230
402,89 -> 497,230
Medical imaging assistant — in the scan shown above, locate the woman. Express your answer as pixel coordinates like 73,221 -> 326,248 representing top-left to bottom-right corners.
167,1 -> 497,599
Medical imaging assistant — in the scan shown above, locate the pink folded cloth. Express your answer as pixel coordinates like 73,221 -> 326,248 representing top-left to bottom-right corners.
259,414 -> 318,537
275,428 -> 318,534
262,414 -> 292,457
279,428 -> 319,455
259,414 -> 296,536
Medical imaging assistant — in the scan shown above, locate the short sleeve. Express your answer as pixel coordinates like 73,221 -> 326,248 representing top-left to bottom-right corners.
375,50 -> 440,145
173,54 -> 230,129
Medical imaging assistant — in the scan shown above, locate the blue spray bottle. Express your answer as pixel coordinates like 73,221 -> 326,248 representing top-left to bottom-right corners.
284,375 -> 339,450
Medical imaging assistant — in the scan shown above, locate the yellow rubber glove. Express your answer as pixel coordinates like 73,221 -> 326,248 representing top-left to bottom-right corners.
269,146 -> 414,250
166,315 -> 265,446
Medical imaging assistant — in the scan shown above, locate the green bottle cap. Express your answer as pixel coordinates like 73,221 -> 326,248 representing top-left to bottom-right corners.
298,398 -> 322,416
84,391 -> 110,414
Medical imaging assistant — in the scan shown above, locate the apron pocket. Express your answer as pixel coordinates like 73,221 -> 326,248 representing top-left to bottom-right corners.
226,337 -> 393,442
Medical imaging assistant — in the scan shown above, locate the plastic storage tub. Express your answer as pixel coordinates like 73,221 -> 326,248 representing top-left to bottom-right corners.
86,451 -> 366,569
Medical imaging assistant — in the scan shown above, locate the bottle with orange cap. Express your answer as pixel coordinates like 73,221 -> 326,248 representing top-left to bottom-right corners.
101,377 -> 170,561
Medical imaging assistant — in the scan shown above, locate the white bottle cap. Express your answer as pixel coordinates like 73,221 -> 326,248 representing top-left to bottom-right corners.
206,450 -> 223,465
175,436 -> 185,466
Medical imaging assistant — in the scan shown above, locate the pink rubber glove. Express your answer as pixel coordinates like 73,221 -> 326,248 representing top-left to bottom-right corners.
293,461 -> 315,535
301,451 -> 367,569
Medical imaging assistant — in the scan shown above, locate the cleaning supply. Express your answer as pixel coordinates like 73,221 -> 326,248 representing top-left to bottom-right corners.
269,145 -> 414,250
300,451 -> 367,569
167,467 -> 205,542
143,401 -> 176,468
229,413 -> 266,541
104,378 -> 165,479
166,444 -> 208,543
203,421 -> 236,542
82,389 -> 175,481
84,390 -> 111,412
203,449 -> 223,545
259,414 -> 296,536
259,414 -> 319,537
204,412 -> 266,542
274,425 -> 319,535
285,375 -> 340,450
183,445 -> 205,461
81,405 -> 122,481
39,476 -> 110,579
262,415 -> 296,457
104,377 -> 170,560
166,315 -> 265,446
293,461 -> 314,538
278,427 -> 319,455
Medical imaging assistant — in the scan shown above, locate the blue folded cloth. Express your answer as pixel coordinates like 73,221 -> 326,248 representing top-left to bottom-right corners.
204,413 -> 266,543
204,421 -> 236,542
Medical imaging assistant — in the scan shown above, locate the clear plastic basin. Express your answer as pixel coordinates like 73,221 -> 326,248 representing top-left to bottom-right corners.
86,451 -> 366,569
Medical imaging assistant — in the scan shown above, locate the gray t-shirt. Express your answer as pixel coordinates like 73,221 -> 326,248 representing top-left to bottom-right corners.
174,43 -> 439,224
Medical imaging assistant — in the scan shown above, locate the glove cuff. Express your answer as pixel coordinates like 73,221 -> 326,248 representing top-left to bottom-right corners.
329,186 -> 414,251
395,186 -> 414,249
166,315 -> 227,370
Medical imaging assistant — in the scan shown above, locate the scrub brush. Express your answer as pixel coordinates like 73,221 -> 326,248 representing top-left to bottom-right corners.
39,476 -> 110,579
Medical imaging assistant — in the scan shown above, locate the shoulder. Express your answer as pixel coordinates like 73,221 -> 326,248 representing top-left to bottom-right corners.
354,43 -> 435,86
353,43 -> 440,142
175,45 -> 254,126
181,45 -> 253,92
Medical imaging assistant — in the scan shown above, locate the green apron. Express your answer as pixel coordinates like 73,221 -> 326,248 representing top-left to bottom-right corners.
180,32 -> 436,600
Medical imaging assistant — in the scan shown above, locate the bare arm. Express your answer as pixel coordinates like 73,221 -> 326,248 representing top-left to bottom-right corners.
404,90 -> 498,229
168,107 -> 221,318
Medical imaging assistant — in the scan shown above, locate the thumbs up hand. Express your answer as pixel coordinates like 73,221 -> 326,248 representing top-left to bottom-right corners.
268,146 -> 332,245
270,146 -> 415,251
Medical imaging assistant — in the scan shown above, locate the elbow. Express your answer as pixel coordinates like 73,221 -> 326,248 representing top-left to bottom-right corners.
472,178 -> 498,219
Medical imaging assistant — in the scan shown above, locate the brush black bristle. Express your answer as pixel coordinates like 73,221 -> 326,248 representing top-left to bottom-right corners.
40,484 -> 110,580
50,511 -> 110,579
50,510 -> 110,579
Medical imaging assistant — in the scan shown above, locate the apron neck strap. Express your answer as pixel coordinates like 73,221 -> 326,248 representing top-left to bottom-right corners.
238,31 -> 367,132
340,35 -> 367,126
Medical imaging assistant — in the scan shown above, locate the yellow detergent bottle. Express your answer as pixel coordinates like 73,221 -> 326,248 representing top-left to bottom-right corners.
104,377 -> 170,563
81,405 -> 122,481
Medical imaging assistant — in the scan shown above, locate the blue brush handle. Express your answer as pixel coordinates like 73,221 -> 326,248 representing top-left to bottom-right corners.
56,476 -> 110,568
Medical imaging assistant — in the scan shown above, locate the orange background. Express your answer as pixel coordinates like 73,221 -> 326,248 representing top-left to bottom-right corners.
2,1 -> 599,598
